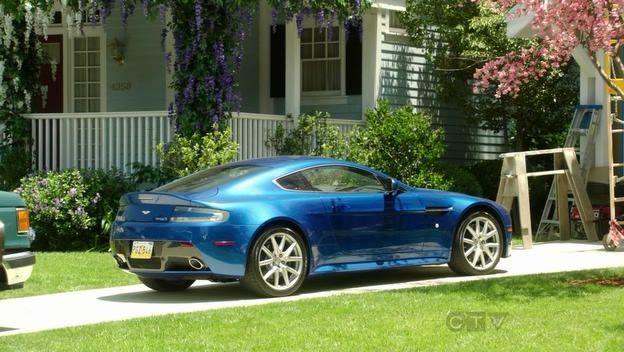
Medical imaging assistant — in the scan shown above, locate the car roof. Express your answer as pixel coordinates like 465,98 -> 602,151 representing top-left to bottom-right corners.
230,156 -> 350,172
225,156 -> 390,184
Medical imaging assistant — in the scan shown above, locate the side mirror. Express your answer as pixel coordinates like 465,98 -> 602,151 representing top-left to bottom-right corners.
386,178 -> 401,196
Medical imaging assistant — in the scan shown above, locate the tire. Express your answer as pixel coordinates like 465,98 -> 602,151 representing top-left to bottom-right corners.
139,277 -> 195,292
603,234 -> 618,251
242,226 -> 308,297
449,211 -> 503,275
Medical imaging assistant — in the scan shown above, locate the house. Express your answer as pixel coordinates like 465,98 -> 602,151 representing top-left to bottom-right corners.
28,0 -> 508,173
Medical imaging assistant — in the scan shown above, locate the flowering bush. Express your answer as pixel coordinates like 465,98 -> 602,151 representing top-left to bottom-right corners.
17,169 -> 133,251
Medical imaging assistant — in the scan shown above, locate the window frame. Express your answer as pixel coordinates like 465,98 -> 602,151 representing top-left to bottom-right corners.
299,18 -> 346,98
274,164 -> 391,193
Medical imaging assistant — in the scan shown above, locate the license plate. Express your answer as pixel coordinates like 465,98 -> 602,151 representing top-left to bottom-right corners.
130,241 -> 154,259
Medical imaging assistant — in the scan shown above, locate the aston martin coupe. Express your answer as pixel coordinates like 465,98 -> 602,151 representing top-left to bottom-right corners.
111,156 -> 512,297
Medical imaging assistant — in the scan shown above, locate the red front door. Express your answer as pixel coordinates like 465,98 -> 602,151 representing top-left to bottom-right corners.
33,34 -> 63,113
33,34 -> 63,170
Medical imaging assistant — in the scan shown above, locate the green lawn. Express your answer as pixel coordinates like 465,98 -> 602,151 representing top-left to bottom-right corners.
0,252 -> 138,299
1,268 -> 623,351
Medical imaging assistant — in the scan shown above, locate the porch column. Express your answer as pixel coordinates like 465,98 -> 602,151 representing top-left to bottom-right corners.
574,47 -> 609,169
258,0 -> 273,114
362,9 -> 382,116
285,21 -> 301,118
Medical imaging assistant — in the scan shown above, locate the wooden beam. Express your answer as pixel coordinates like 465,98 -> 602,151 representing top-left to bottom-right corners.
563,149 -> 599,241
554,153 -> 570,240
515,155 -> 533,248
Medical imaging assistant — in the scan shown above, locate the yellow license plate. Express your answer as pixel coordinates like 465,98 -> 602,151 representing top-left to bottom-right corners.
130,241 -> 154,259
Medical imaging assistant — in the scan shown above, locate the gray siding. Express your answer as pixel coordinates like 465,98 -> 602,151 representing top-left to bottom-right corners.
379,34 -> 507,163
105,11 -> 167,112
273,96 -> 362,119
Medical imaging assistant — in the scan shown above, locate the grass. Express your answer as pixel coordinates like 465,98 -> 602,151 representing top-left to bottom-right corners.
0,252 -> 138,300
1,267 -> 623,351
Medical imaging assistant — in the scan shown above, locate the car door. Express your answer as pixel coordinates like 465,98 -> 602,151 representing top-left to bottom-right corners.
298,165 -> 396,262
390,190 -> 450,260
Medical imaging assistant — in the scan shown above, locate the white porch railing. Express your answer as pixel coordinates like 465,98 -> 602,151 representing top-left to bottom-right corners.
24,111 -> 364,173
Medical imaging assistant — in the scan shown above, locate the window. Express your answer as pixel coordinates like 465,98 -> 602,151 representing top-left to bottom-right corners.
300,27 -> 341,94
156,164 -> 268,193
277,166 -> 387,193
73,37 -> 101,112
388,11 -> 406,34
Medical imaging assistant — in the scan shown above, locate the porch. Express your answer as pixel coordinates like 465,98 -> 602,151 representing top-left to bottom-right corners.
25,111 -> 363,173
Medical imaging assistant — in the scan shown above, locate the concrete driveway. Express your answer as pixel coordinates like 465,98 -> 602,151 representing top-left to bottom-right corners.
0,241 -> 622,336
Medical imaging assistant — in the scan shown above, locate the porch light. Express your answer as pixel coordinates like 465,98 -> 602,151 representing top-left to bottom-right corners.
108,37 -> 126,65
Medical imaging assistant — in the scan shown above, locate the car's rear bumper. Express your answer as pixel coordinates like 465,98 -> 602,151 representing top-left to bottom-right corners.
1,251 -> 35,289
111,239 -> 243,280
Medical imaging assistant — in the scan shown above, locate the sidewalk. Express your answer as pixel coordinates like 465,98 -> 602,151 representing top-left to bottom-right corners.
0,241 -> 622,336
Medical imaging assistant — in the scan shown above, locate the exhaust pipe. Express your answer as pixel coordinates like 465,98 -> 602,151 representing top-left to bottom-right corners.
189,257 -> 205,270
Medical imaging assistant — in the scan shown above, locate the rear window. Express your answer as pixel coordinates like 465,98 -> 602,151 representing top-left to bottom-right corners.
155,164 -> 267,193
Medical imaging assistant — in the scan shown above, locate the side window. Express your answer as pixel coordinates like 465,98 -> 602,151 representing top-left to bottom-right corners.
276,172 -> 314,191
300,166 -> 385,193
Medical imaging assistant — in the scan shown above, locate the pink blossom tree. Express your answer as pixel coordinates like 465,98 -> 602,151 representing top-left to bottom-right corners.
474,0 -> 624,99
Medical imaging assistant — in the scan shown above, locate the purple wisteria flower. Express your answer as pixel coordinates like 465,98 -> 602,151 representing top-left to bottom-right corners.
295,13 -> 304,36
142,0 -> 149,17
159,3 -> 167,50
75,207 -> 84,216
92,193 -> 101,204
120,0 -> 129,31
195,0 -> 203,33
69,187 -> 77,197
271,7 -> 278,33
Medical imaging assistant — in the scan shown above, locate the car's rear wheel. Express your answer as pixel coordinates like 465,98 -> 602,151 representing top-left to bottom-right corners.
242,226 -> 308,297
449,211 -> 502,275
139,277 -> 195,292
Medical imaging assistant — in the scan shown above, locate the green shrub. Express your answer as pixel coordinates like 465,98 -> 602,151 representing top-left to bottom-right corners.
16,169 -> 133,251
155,128 -> 239,179
265,111 -> 349,158
0,143 -> 31,191
468,159 -> 502,200
348,99 -> 447,189
437,163 -> 483,196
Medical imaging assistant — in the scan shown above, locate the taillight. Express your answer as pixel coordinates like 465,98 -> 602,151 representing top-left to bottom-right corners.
16,208 -> 29,233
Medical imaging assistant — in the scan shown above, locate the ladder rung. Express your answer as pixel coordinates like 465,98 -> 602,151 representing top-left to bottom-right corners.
526,170 -> 566,177
614,197 -> 624,203
614,163 -> 624,168
547,197 -> 574,201
617,176 -> 624,183
612,129 -> 624,134
541,220 -> 560,224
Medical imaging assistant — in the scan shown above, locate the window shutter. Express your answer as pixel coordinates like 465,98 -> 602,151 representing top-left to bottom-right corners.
345,25 -> 362,96
270,25 -> 286,98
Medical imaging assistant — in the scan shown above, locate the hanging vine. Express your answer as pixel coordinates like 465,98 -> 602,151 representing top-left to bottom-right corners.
0,0 -> 370,141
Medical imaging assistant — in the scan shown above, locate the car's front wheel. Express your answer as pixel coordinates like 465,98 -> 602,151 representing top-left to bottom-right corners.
449,211 -> 503,275
242,226 -> 308,297
139,277 -> 195,292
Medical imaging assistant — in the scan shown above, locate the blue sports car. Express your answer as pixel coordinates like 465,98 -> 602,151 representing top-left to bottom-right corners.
111,156 -> 512,297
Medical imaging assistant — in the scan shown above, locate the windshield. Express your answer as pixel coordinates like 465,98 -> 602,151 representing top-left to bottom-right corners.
155,164 -> 267,193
